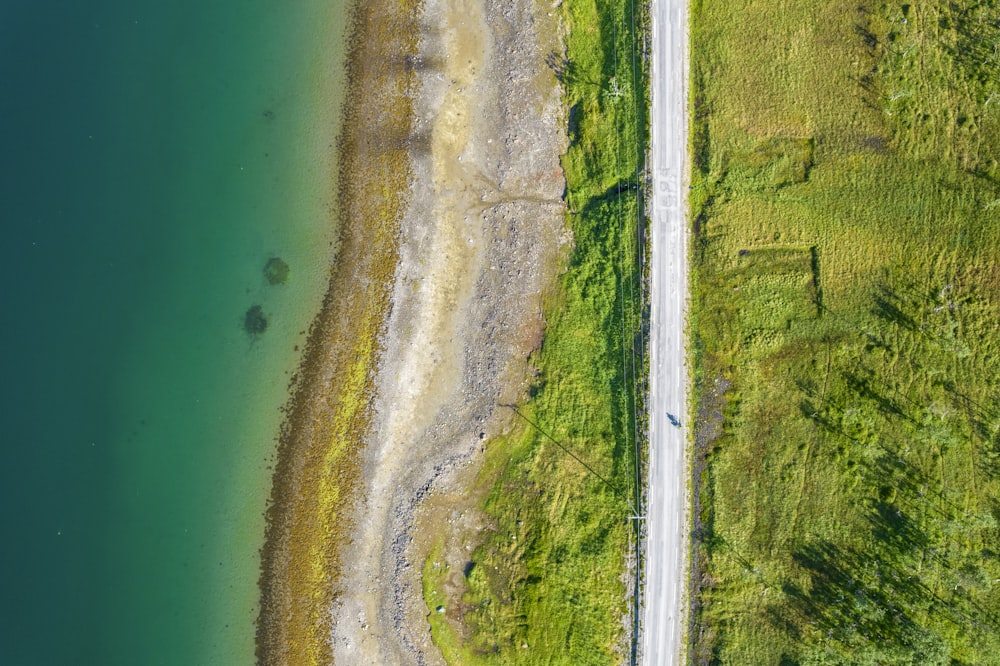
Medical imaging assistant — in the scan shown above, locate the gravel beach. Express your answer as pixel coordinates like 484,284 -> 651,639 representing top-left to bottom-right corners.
258,0 -> 566,662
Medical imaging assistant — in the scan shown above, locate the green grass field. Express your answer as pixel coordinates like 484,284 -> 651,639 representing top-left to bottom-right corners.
690,1 -> 1000,664
421,0 -> 648,662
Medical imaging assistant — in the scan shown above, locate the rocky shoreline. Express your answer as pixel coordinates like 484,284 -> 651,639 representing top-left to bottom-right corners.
257,0 -> 566,662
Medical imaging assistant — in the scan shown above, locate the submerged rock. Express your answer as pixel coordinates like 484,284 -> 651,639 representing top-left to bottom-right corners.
264,257 -> 290,285
244,305 -> 268,335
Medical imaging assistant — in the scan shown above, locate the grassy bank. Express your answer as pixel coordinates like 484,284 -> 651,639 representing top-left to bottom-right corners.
690,1 -> 1000,663
422,0 -> 648,663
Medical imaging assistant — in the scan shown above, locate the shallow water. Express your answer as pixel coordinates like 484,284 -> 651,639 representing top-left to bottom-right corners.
0,1 -> 349,662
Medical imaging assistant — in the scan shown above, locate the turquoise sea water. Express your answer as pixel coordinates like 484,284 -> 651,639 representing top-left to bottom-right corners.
1,1 -> 349,663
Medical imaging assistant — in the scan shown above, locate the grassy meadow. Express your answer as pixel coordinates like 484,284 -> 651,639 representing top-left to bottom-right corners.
422,0 -> 648,662
690,1 -> 1000,664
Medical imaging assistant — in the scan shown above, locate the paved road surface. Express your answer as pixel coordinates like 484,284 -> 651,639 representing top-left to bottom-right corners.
641,0 -> 690,663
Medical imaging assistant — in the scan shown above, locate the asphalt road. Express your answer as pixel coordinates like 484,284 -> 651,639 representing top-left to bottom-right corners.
641,0 -> 690,663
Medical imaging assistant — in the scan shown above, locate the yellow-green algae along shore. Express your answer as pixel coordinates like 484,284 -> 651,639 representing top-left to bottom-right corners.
255,0 -> 418,663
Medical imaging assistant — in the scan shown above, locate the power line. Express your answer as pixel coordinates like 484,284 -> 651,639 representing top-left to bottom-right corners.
611,0 -> 641,518
624,3 -> 647,664
628,0 -> 644,514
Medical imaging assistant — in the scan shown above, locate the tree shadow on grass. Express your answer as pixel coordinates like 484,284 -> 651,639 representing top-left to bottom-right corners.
784,538 -> 924,646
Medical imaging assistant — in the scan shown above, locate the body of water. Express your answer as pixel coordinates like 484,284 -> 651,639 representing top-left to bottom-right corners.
0,1 -> 350,662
